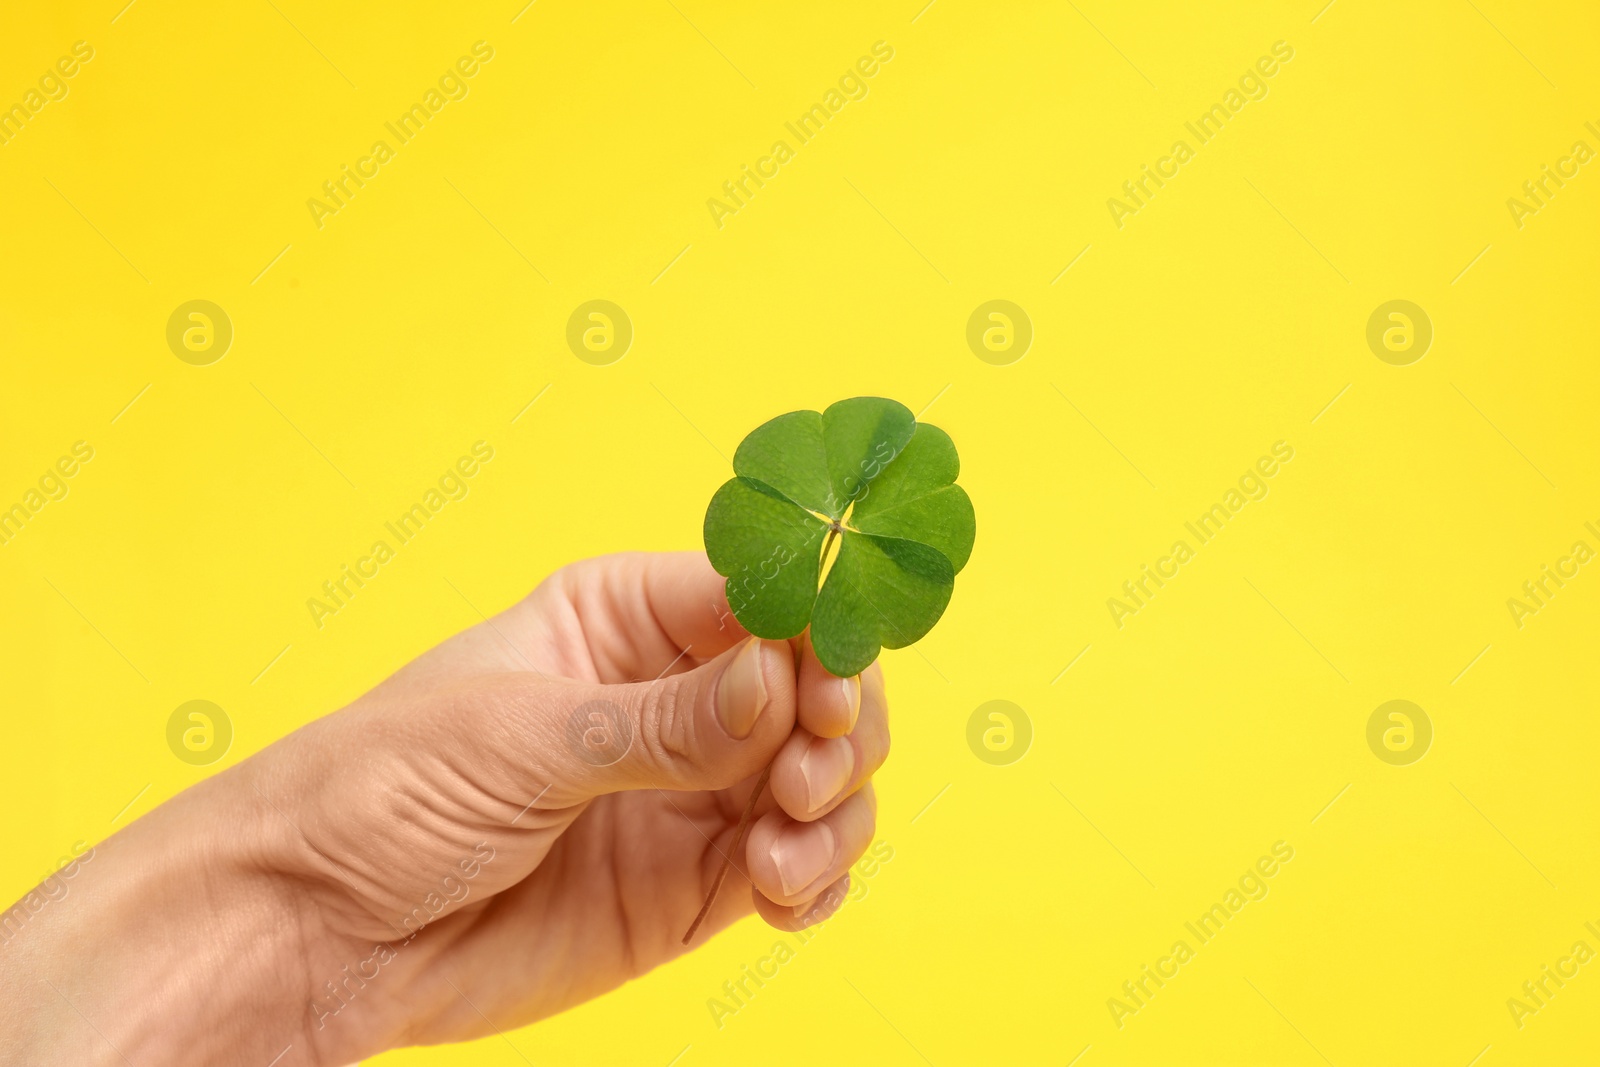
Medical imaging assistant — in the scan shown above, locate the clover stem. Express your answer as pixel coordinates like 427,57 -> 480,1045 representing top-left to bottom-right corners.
818,524 -> 842,588
681,761 -> 774,944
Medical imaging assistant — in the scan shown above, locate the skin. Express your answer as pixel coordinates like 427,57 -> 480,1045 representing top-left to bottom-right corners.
0,552 -> 890,1066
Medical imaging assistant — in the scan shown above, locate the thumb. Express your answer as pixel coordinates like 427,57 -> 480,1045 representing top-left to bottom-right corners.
475,637 -> 797,804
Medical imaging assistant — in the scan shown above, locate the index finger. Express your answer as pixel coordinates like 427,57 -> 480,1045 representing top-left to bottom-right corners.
546,551 -> 753,678
795,633 -> 864,738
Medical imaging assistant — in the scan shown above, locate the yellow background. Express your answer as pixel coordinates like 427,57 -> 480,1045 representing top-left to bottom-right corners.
3,0 -> 1598,1063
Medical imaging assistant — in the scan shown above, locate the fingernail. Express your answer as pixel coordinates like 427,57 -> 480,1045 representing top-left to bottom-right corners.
716,639 -> 768,740
800,736 -> 855,813
771,822 -> 837,897
794,874 -> 850,922
839,675 -> 861,731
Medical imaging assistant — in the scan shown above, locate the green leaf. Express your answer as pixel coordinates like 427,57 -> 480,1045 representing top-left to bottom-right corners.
703,397 -> 975,676
703,478 -> 827,638
811,533 -> 954,677
821,397 -> 915,517
850,423 -> 976,572
732,410 -> 832,515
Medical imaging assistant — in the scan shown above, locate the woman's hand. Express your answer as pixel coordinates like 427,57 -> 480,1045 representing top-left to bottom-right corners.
0,552 -> 889,1066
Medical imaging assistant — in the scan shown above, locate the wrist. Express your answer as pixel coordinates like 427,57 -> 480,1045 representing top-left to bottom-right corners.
0,768 -> 332,1066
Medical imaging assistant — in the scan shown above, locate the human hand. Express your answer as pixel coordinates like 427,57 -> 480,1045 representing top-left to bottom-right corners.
0,552 -> 889,1066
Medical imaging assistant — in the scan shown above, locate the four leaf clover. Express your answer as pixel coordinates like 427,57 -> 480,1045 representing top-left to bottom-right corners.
704,397 -> 975,677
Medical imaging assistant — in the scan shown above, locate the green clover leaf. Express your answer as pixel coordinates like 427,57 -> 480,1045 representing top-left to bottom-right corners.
704,397 -> 975,677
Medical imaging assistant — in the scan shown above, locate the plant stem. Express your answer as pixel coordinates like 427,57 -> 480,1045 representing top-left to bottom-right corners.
682,762 -> 774,944
819,524 -> 841,579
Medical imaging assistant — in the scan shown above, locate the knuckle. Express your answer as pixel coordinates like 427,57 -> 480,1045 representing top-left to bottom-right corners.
632,680 -> 699,778
442,678 -> 562,798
